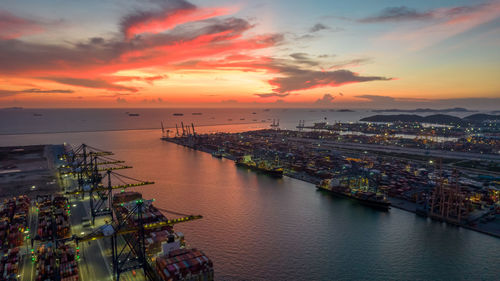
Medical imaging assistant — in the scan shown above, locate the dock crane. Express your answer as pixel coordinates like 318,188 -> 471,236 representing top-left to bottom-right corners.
66,169 -> 154,224
175,124 -> 180,137
181,122 -> 186,136
74,199 -> 202,281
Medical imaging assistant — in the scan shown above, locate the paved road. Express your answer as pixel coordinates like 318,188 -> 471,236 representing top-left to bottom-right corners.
290,137 -> 500,162
66,174 -> 115,281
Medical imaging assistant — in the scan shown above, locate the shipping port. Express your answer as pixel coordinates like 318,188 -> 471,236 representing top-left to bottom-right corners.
0,144 -> 213,281
162,121 -> 500,238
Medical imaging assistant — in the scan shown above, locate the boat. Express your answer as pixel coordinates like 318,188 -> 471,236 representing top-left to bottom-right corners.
128,113 -> 140,116
173,113 -> 184,116
192,112 -> 203,115
235,155 -> 283,177
211,151 -> 223,158
316,178 -> 391,210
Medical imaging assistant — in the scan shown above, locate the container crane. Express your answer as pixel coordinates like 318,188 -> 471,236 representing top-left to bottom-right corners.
74,199 -> 202,281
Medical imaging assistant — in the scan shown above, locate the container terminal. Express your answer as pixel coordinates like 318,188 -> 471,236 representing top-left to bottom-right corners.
163,121 -> 500,238
0,144 -> 213,281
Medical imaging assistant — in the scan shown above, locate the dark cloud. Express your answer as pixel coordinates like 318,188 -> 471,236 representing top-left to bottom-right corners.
141,97 -> 166,103
41,77 -> 138,92
359,4 -> 483,23
329,58 -> 371,69
255,93 -> 289,98
318,54 -> 333,58
355,94 -> 396,102
314,93 -> 335,106
359,6 -> 432,23
120,0 -> 196,36
0,88 -> 74,97
21,88 -> 74,94
289,52 -> 319,66
309,23 -> 329,33
269,67 -> 391,93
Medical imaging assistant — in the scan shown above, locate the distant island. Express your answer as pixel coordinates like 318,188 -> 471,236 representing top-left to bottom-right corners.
2,107 -> 24,110
360,113 -> 500,124
372,107 -> 476,113
337,109 -> 355,112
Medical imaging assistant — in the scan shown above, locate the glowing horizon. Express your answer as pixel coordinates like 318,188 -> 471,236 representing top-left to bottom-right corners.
0,0 -> 499,109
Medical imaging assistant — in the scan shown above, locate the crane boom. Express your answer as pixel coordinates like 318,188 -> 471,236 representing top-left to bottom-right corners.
75,151 -> 113,157
97,165 -> 132,171
76,215 -> 202,243
96,160 -> 126,165
65,181 -> 155,195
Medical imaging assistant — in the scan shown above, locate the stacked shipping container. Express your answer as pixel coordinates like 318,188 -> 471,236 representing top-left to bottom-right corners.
0,195 -> 30,280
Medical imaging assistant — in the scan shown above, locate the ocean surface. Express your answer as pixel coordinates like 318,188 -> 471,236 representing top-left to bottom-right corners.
1,108 -> 499,280
0,107 -> 485,135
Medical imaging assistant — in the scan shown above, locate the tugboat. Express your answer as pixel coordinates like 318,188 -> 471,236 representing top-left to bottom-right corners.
317,177 -> 390,210
236,155 -> 283,178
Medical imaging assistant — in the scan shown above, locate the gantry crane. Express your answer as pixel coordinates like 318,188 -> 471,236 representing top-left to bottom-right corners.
66,170 -> 154,223
74,199 -> 202,281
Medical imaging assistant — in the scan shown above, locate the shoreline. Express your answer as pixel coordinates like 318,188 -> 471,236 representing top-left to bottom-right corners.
162,137 -> 500,239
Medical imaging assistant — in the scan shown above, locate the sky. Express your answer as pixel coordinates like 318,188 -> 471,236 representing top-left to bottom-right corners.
0,0 -> 499,109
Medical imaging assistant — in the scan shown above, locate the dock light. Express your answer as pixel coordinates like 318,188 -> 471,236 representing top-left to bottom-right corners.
72,204 -> 76,207
31,185 -> 36,189
80,232 -> 85,235
429,160 -> 434,164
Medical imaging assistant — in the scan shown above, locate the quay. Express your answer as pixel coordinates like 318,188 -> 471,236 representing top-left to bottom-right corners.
162,127 -> 500,238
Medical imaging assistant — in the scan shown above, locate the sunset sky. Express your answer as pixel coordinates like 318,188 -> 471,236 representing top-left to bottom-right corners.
1,0 -> 499,108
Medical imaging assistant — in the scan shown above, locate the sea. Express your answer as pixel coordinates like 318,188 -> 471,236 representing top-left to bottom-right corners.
1,108 -> 499,280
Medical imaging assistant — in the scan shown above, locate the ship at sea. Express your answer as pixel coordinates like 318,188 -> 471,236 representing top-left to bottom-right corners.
236,155 -> 283,177
317,177 -> 390,210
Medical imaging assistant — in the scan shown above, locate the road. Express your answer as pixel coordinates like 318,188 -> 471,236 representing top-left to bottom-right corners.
290,137 -> 500,162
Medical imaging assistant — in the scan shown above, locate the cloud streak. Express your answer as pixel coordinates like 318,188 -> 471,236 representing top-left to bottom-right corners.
40,77 -> 138,92
309,23 -> 329,32
358,4 -> 485,23
0,88 -> 74,97
254,93 -> 289,98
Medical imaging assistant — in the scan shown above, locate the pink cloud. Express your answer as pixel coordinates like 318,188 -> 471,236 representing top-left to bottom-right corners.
0,10 -> 43,39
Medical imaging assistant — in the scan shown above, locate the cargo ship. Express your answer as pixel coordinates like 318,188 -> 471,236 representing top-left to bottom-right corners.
317,178 -> 390,210
211,150 -> 223,158
236,155 -> 283,177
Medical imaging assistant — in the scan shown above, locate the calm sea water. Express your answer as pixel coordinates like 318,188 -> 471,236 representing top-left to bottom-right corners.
1,109 -> 499,280
0,108 -> 481,135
